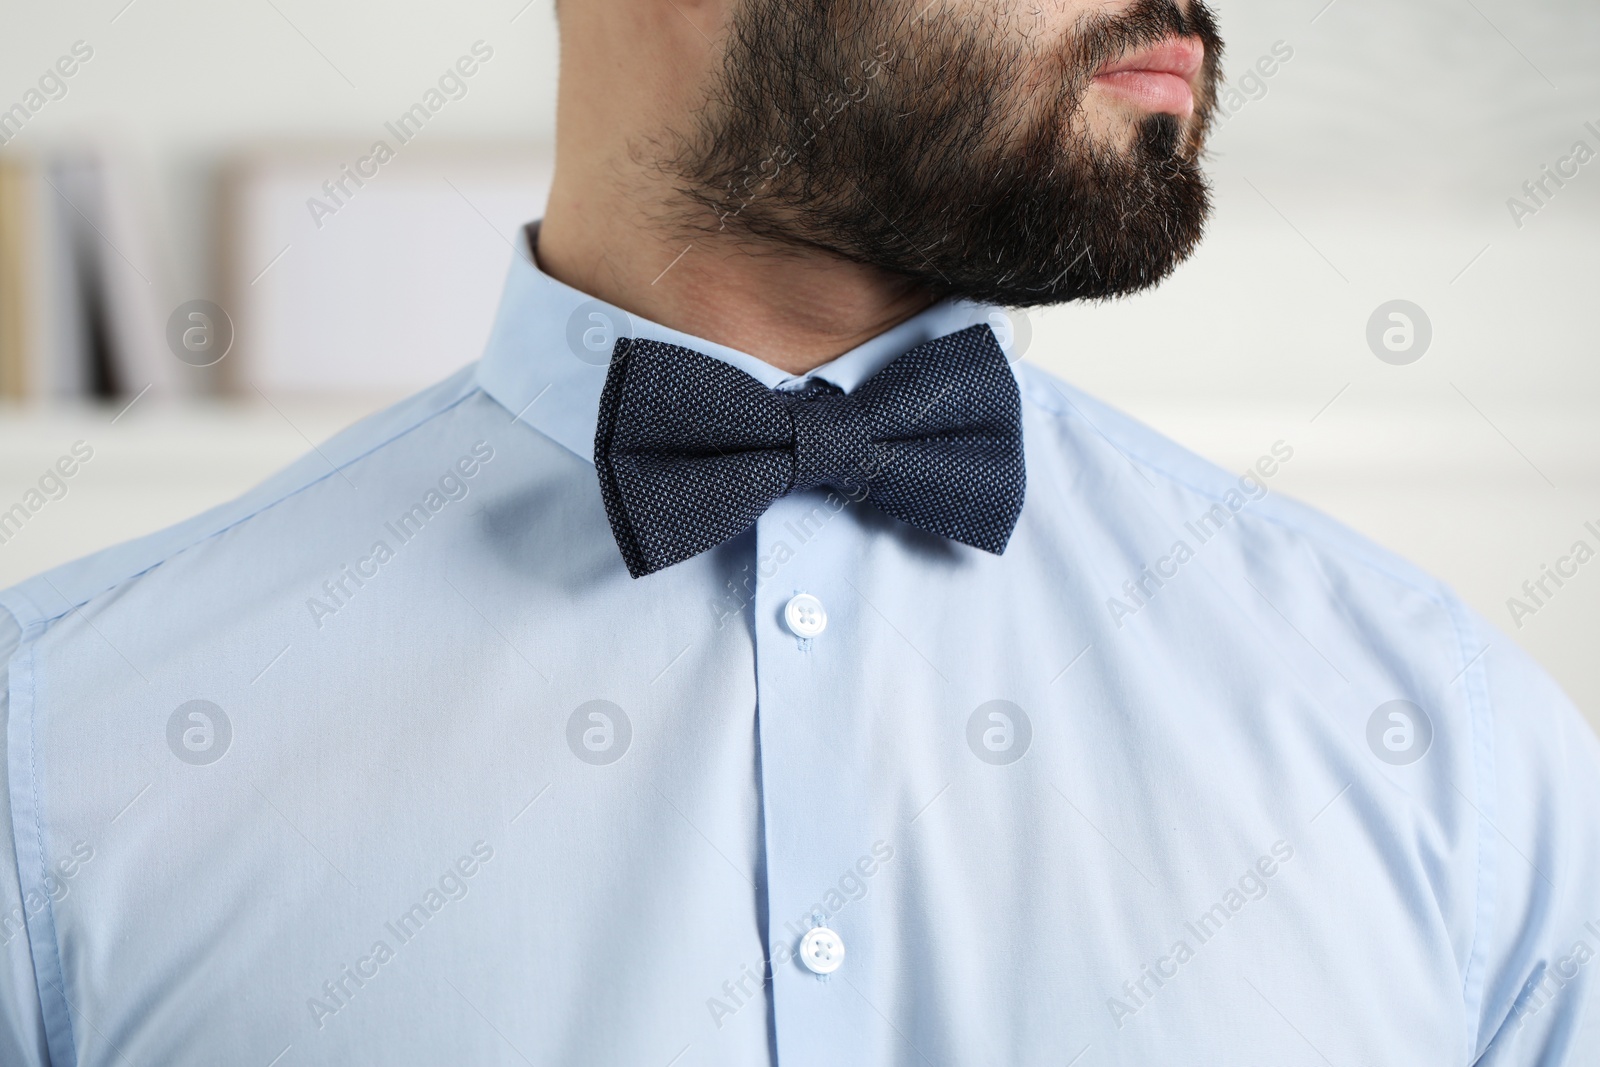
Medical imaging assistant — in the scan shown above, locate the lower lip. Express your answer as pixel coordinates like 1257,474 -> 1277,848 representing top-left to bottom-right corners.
1092,70 -> 1195,117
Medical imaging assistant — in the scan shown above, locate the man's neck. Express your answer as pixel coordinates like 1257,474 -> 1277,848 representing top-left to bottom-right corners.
536,173 -> 939,376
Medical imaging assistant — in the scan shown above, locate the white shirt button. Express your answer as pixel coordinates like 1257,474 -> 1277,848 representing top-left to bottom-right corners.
784,593 -> 827,638
799,926 -> 845,974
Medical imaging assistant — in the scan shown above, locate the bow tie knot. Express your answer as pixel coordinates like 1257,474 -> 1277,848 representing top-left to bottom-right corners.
594,323 -> 1026,578
787,385 -> 876,494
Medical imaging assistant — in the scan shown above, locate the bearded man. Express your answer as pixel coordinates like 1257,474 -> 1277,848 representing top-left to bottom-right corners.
1,0 -> 1595,1064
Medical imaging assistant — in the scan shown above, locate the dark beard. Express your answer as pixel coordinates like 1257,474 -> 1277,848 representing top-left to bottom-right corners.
664,0 -> 1224,307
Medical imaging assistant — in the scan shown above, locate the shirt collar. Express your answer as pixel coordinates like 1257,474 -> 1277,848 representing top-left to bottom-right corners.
473,224 -> 1005,464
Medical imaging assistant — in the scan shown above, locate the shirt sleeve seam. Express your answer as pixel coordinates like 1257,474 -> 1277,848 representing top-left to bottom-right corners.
1451,603 -> 1498,1063
6,618 -> 74,1066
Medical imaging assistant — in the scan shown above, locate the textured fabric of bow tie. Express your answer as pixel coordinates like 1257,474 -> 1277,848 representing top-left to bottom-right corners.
593,323 -> 1025,578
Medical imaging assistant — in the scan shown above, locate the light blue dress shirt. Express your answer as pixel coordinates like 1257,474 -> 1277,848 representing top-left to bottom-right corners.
2,226 -> 1598,1066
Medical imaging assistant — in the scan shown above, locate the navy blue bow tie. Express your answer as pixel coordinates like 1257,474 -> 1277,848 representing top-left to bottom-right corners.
593,323 -> 1025,578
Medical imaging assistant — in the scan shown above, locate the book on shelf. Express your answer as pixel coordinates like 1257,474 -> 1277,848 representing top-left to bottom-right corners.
0,143 -> 554,403
0,158 -> 28,399
0,149 -> 179,404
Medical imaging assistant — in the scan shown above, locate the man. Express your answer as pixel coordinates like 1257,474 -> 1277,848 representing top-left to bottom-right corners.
1,0 -> 1595,1063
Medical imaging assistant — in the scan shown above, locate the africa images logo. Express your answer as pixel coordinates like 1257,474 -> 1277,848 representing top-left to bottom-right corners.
567,700 -> 632,765
966,700 -> 1032,765
166,700 -> 232,766
1365,700 -> 1432,766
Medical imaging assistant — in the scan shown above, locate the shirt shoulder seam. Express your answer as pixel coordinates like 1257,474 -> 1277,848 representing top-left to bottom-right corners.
1019,369 -> 1452,609
0,383 -> 487,633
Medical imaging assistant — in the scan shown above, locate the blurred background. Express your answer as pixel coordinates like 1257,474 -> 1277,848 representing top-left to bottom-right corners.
0,0 -> 1597,722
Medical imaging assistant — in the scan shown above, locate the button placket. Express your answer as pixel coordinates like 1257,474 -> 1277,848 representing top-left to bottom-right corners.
754,491 -> 879,1062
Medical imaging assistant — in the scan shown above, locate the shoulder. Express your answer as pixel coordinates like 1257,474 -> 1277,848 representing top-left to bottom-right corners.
0,366 -> 486,636
1016,360 -> 1449,606
1014,361 -> 1487,736
0,365 -> 526,1065
1021,361 -> 1600,1054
